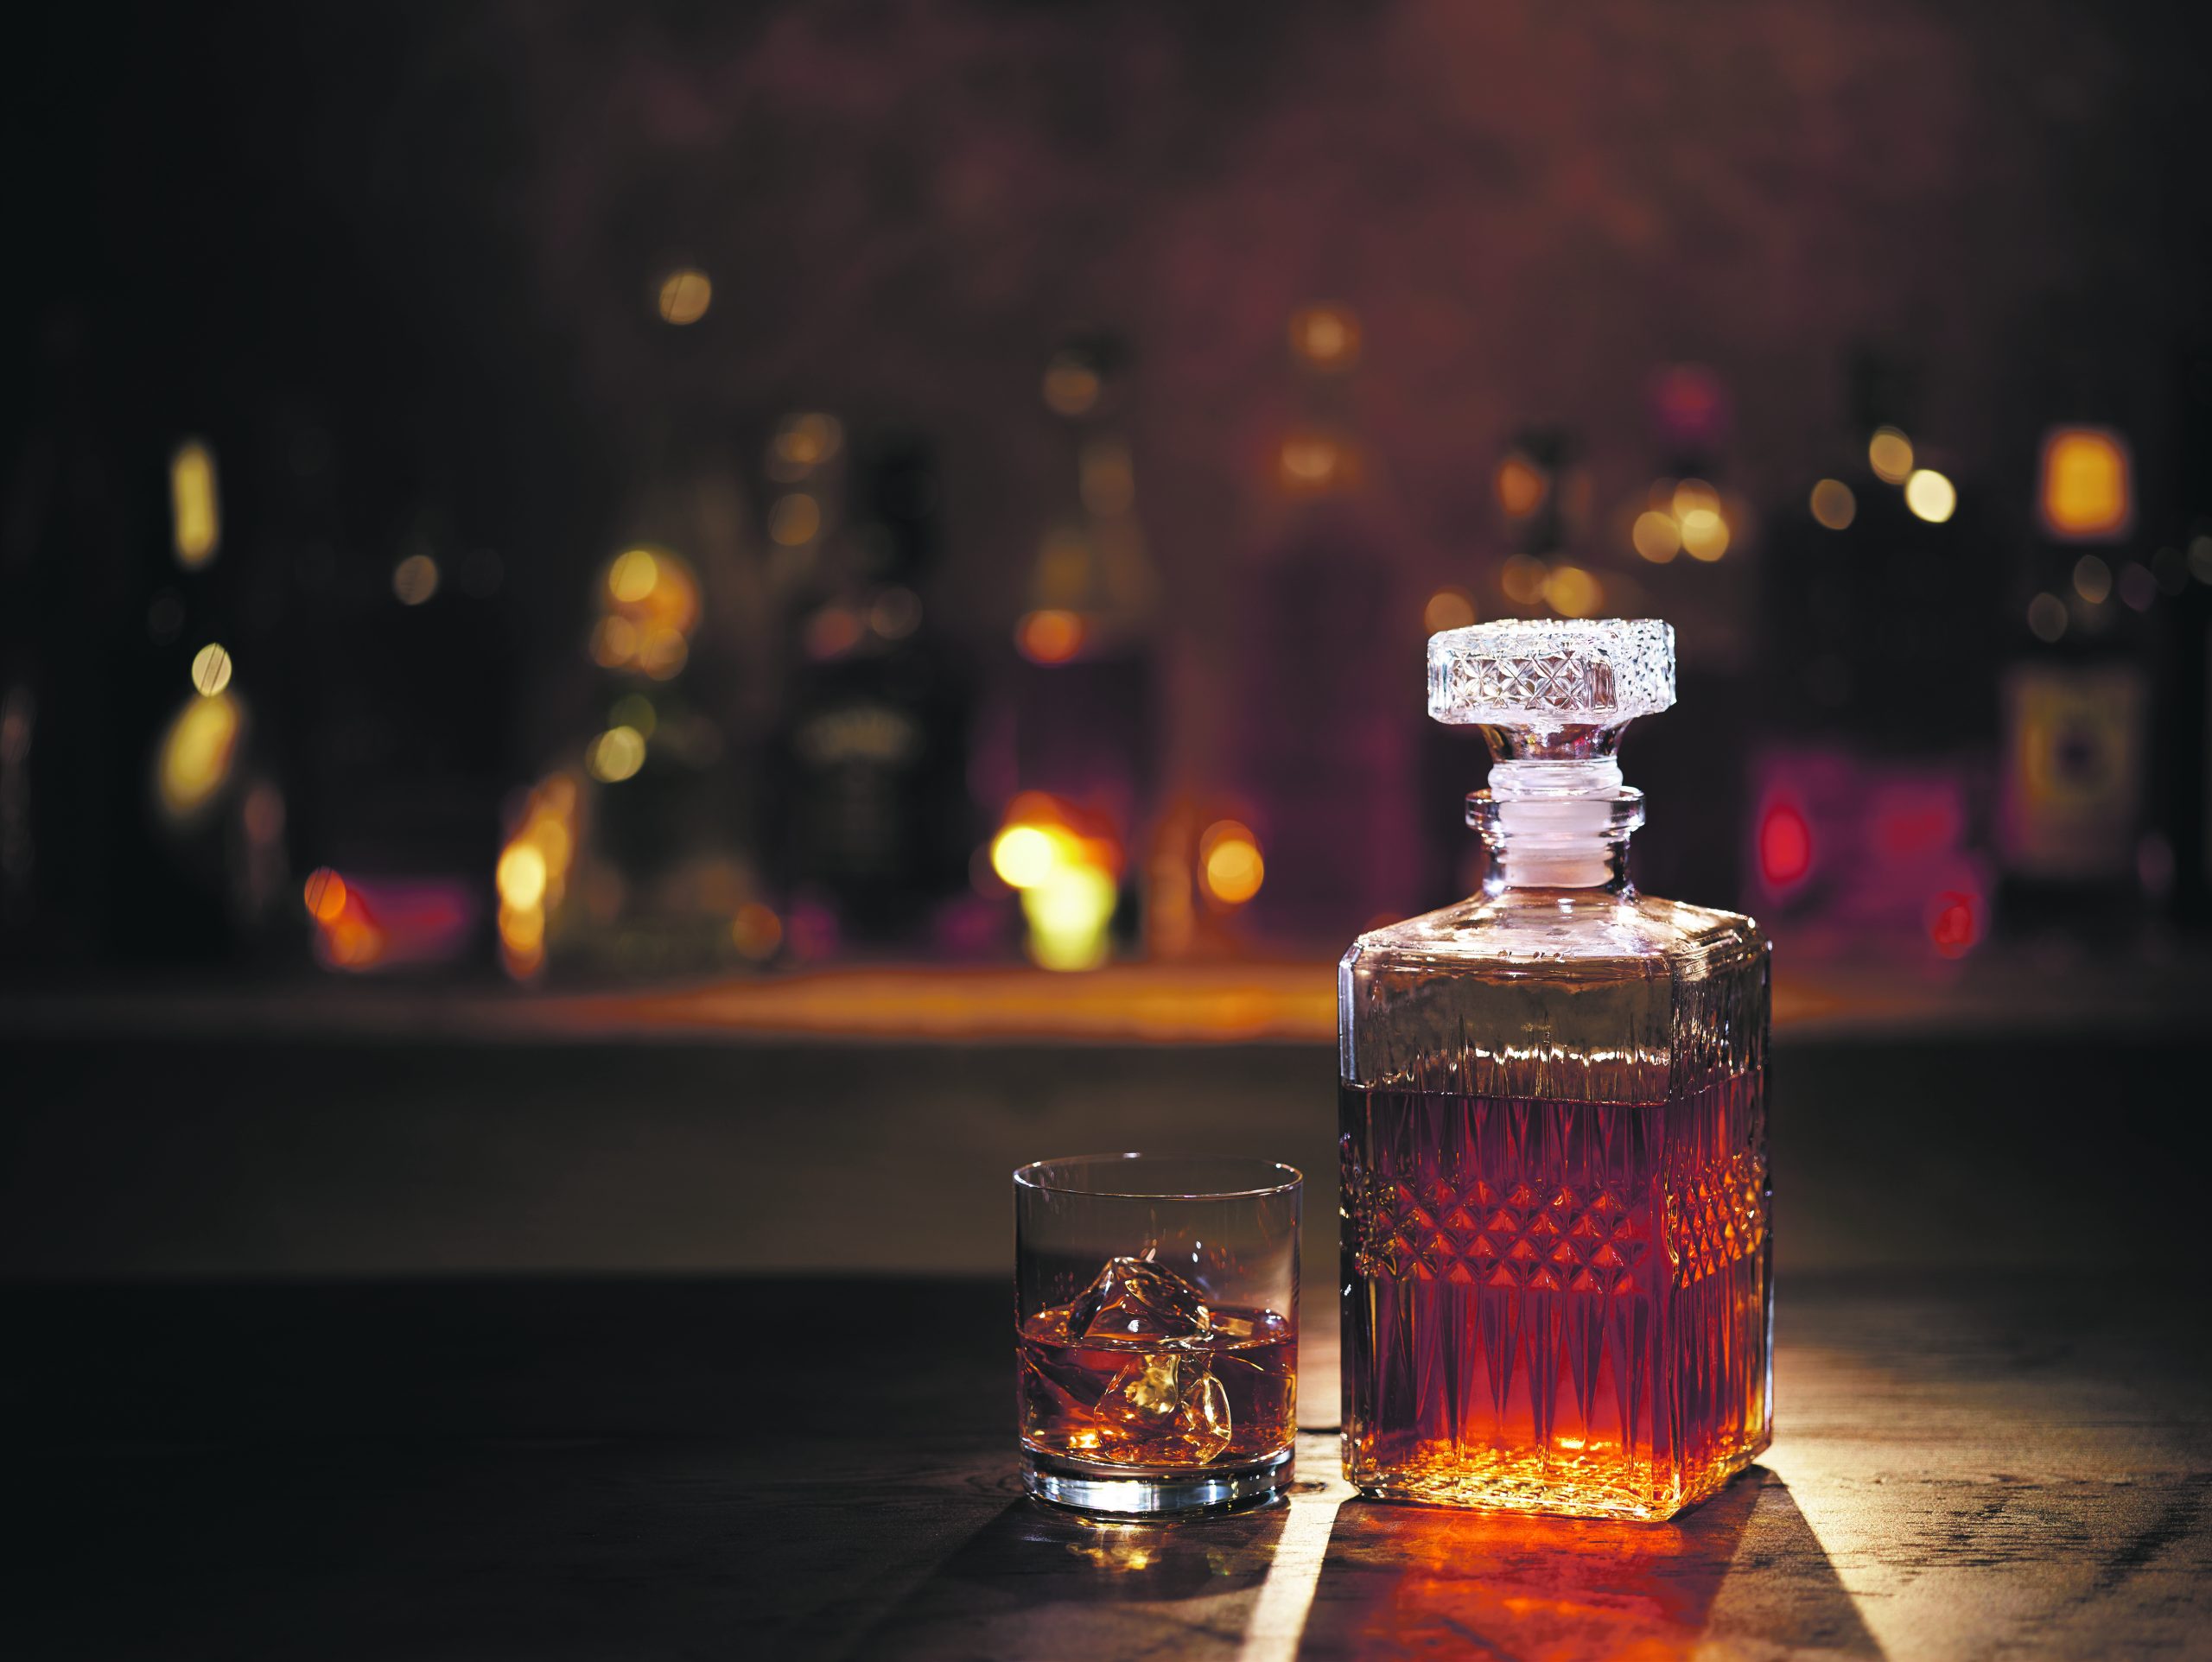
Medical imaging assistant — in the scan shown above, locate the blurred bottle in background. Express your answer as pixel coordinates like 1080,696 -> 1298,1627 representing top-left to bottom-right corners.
537,435 -> 767,980
990,332 -> 1160,968
1996,369 -> 2160,945
1236,304 -> 1417,946
1749,350 -> 1998,961
780,429 -> 977,949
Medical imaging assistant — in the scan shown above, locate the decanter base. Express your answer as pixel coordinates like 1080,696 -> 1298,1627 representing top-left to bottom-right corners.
1345,1431 -> 1770,1522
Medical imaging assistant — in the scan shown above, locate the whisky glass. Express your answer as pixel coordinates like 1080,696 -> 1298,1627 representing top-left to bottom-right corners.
1014,1154 -> 1300,1515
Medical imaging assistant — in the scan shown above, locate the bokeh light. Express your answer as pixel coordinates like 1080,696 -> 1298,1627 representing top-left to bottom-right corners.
1495,453 -> 1547,518
1543,564 -> 1603,618
1927,889 -> 1981,960
496,843 -> 548,912
2038,427 -> 2132,540
1904,469 -> 1956,523
170,441 -> 219,568
769,494 -> 823,547
1042,353 -> 1101,418
1288,305 -> 1360,370
1422,587 -> 1478,634
608,549 -> 660,603
991,824 -> 1068,890
1671,479 -> 1720,520
392,552 -> 440,606
1022,865 -> 1116,972
2189,536 -> 2212,585
1198,821 -> 1264,906
656,267 -> 712,325
1277,431 -> 1354,493
1500,555 -> 1548,606
1868,427 -> 1915,485
1678,508 -> 1730,561
731,902 -> 784,963
2071,554 -> 2112,605
2026,593 -> 2069,643
1809,479 -> 1856,530
588,726 -> 647,783
156,691 -> 240,821
190,643 -> 232,698
1631,510 -> 1681,563
304,867 -> 348,923
1758,800 -> 1814,887
1016,608 -> 1085,664
767,413 -> 844,481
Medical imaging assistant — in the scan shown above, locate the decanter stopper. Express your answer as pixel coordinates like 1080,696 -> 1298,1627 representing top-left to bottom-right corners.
1427,618 -> 1675,732
1433,618 -> 1672,844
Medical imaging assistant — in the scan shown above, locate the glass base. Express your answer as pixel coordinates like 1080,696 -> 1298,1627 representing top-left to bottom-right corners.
1021,1445 -> 1294,1516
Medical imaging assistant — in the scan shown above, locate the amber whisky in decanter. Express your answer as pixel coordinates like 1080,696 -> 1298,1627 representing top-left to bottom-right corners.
1339,618 -> 1770,1519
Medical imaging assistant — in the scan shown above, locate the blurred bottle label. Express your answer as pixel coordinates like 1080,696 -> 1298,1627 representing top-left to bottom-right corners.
1999,663 -> 2145,879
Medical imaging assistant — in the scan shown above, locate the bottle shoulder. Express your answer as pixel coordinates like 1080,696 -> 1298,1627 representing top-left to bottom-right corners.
1340,890 -> 1766,983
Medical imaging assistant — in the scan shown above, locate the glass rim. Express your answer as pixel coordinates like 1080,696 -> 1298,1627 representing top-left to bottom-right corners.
1013,1152 -> 1303,1201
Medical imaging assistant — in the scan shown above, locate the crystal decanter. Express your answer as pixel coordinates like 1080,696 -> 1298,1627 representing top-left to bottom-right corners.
1338,618 -> 1771,1520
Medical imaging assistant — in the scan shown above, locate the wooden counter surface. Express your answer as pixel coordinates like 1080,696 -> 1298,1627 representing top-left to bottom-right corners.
6,1273 -> 2204,1659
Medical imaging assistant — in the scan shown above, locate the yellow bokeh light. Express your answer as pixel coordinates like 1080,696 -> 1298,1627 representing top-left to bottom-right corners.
392,552 -> 440,606
657,267 -> 712,325
1288,305 -> 1361,370
156,691 -> 239,820
1868,427 -> 1915,485
769,494 -> 823,547
170,441 -> 219,568
2072,554 -> 2112,605
497,842 -> 548,911
607,549 -> 660,604
2038,427 -> 2132,541
1042,354 -> 1101,418
991,823 -> 1073,890
588,726 -> 647,783
1671,479 -> 1720,521
1277,433 -> 1345,491
1679,507 -> 1730,561
1809,479 -> 1856,530
1022,865 -> 1117,972
1495,454 -> 1547,518
1500,554 -> 1548,606
1423,587 -> 1478,635
190,643 -> 233,698
1544,564 -> 1604,618
2026,593 -> 2069,643
1198,821 -> 1264,907
640,629 -> 689,680
1904,469 -> 1956,523
498,904 -> 545,953
1631,510 -> 1681,563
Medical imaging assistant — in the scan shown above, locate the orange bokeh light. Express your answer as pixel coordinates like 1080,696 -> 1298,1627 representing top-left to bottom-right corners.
1016,608 -> 1085,664
304,867 -> 348,922
2038,427 -> 2132,542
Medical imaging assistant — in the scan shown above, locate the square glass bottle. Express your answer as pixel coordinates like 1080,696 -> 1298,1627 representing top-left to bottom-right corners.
1338,619 -> 1771,1520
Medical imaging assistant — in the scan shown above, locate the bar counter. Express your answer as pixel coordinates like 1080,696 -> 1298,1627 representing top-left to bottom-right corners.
5,958 -> 2209,1656
6,1272 -> 2205,1659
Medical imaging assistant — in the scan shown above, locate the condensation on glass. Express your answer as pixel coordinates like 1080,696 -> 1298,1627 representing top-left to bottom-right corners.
1338,619 -> 1771,1520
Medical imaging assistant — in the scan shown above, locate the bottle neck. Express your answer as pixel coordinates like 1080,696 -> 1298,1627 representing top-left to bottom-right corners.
1467,759 -> 1643,893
